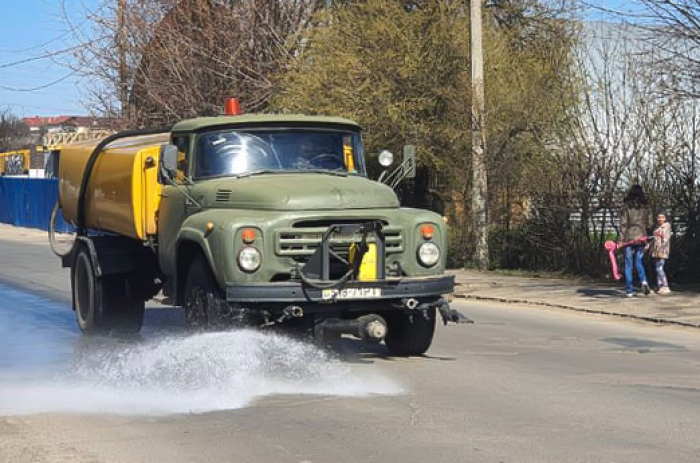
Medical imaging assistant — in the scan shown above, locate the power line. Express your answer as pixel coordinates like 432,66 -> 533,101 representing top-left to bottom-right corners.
0,67 -> 81,79
0,70 -> 79,92
0,2 -> 107,55
0,36 -> 107,70
0,45 -> 85,69
0,27 -> 80,55
1,101 -> 83,113
0,87 -> 79,96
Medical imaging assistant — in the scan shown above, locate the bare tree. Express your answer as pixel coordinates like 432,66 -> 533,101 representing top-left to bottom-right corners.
0,109 -> 30,151
635,0 -> 700,99
505,21 -> 697,274
70,0 -> 321,126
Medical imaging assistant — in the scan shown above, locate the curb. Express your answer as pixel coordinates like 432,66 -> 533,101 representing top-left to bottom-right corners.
454,293 -> 700,329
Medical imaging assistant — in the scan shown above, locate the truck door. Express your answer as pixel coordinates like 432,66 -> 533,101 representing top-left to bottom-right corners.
158,135 -> 192,278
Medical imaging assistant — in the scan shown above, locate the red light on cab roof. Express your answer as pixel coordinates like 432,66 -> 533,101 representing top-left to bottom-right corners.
225,98 -> 242,116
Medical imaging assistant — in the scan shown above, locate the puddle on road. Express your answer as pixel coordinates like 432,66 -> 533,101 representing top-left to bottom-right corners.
0,282 -> 402,416
602,337 -> 687,353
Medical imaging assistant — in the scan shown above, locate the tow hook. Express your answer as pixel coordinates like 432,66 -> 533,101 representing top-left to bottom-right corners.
435,298 -> 473,325
401,297 -> 471,325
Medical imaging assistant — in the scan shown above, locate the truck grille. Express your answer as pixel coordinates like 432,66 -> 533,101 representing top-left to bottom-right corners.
215,189 -> 232,202
276,224 -> 404,259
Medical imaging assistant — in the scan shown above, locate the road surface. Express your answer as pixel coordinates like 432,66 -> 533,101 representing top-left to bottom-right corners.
1,230 -> 700,463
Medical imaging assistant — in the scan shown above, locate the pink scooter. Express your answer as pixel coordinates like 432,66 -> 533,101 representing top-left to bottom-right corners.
604,237 -> 652,280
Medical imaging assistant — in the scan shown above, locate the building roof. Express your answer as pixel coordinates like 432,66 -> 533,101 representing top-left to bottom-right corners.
22,115 -> 120,129
22,116 -> 75,128
171,114 -> 362,133
69,116 -> 120,128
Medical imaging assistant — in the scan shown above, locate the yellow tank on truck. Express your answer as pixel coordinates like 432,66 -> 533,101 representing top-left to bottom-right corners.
58,133 -> 169,241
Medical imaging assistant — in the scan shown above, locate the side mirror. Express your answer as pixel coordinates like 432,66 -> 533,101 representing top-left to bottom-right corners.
159,144 -> 178,184
402,145 -> 416,179
378,145 -> 417,188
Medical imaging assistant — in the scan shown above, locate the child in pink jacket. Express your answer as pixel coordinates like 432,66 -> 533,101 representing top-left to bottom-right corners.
650,212 -> 672,294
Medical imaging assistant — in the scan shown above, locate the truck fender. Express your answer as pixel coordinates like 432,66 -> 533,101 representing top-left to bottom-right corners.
173,229 -> 219,305
69,235 -> 155,309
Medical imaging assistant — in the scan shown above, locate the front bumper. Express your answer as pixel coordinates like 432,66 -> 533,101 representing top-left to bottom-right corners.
226,275 -> 455,303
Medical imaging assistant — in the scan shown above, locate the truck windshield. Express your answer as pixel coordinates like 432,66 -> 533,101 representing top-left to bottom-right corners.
194,130 -> 366,179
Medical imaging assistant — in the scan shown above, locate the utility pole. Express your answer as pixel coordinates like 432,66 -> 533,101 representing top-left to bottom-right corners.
118,0 -> 129,123
470,0 -> 489,269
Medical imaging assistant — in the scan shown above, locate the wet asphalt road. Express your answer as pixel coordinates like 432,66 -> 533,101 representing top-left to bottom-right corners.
1,233 -> 700,462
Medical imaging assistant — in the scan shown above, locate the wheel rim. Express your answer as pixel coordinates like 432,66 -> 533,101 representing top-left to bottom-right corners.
75,254 -> 92,323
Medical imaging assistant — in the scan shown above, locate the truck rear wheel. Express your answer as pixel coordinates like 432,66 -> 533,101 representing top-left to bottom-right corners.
184,254 -> 226,327
73,245 -> 145,335
384,307 -> 436,356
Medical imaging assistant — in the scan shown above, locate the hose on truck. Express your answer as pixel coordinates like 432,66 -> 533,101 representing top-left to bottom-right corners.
299,267 -> 356,290
50,126 -> 172,257
49,201 -> 72,257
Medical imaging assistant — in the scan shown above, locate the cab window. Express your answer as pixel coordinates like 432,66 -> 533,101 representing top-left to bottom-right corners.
194,132 -> 282,179
172,135 -> 190,181
192,129 -> 366,179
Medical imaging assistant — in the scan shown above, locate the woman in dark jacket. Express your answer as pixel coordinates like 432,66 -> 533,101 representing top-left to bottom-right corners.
619,185 -> 653,297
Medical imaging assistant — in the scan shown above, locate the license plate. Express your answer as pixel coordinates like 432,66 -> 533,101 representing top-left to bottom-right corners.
322,287 -> 382,300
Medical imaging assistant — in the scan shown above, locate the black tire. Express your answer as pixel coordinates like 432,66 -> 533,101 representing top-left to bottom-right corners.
102,276 -> 146,333
72,245 -> 145,335
184,254 -> 227,328
384,307 -> 436,356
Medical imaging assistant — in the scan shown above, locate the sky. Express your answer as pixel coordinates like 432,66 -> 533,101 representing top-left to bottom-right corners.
0,0 -> 100,116
0,0 -> 651,118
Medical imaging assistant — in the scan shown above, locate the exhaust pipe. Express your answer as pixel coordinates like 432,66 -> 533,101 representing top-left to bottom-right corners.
404,298 -> 419,309
320,314 -> 388,342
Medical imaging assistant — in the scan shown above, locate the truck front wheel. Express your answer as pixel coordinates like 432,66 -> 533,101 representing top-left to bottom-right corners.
184,254 -> 226,327
73,245 -> 145,335
384,307 -> 436,356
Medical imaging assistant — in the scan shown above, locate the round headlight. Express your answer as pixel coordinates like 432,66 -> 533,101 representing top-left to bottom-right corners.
418,242 -> 440,267
238,247 -> 261,272
379,150 -> 394,167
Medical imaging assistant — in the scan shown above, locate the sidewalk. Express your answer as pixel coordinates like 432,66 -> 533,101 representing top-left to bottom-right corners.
0,222 -> 48,244
3,223 -> 700,328
450,269 -> 700,328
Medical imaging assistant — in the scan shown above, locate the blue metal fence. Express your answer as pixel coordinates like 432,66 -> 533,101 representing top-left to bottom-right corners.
0,177 -> 71,232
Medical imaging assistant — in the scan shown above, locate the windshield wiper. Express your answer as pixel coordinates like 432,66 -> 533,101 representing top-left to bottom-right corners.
236,169 -> 285,179
205,168 -> 350,180
296,169 -> 348,177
